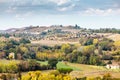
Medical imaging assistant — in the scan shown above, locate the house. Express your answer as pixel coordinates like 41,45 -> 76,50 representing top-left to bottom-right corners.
106,63 -> 120,69
9,52 -> 15,59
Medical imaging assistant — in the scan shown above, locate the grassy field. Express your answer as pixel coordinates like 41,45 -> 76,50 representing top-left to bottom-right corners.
57,62 -> 80,70
65,62 -> 120,78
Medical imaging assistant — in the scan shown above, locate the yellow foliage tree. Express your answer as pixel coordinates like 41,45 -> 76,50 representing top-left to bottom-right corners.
93,39 -> 98,44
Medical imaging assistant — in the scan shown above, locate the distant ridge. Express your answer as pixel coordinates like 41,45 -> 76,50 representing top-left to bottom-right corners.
0,25 -> 81,33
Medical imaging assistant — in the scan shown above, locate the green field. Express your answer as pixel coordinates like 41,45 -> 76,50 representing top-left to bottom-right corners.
57,62 -> 80,70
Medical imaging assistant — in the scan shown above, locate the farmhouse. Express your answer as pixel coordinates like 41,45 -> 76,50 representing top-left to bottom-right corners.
9,52 -> 15,59
106,63 -> 120,69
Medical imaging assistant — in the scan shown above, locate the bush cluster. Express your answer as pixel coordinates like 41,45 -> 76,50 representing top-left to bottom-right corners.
57,68 -> 73,74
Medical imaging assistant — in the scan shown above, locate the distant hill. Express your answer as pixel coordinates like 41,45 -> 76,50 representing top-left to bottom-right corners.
5,28 -> 18,33
0,30 -> 5,33
1,25 -> 81,34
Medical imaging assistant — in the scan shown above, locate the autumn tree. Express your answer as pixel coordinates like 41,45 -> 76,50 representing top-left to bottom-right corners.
61,44 -> 72,54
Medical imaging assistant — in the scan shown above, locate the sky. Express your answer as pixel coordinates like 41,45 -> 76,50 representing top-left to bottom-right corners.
0,0 -> 120,30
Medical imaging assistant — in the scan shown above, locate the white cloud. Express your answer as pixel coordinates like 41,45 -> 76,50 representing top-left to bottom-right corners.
58,7 -> 67,11
6,6 -> 17,13
0,0 -> 12,3
80,8 -> 120,16
15,11 -> 33,20
31,0 -> 48,5
58,4 -> 75,11
49,0 -> 70,5
15,14 -> 25,20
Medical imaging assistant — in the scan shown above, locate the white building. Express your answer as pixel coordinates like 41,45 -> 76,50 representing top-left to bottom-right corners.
106,64 -> 120,69
9,52 -> 15,59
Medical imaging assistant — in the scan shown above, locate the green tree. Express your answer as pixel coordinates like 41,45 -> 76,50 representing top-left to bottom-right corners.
89,55 -> 100,65
99,38 -> 114,51
83,45 -> 95,56
84,38 -> 93,45
77,56 -> 87,64
20,38 -> 31,44
48,58 -> 58,69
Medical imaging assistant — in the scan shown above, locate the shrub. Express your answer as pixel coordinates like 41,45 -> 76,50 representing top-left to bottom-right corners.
6,63 -> 18,73
18,60 -> 50,72
28,59 -> 40,71
0,61 -> 18,73
18,61 -> 29,71
39,65 -> 50,70
20,38 -> 31,44
48,58 -> 58,69
107,60 -> 112,64
21,71 -> 73,80
103,73 -> 112,80
57,68 -> 73,74
102,55 -> 113,60
0,73 -> 16,80
0,74 -> 7,80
